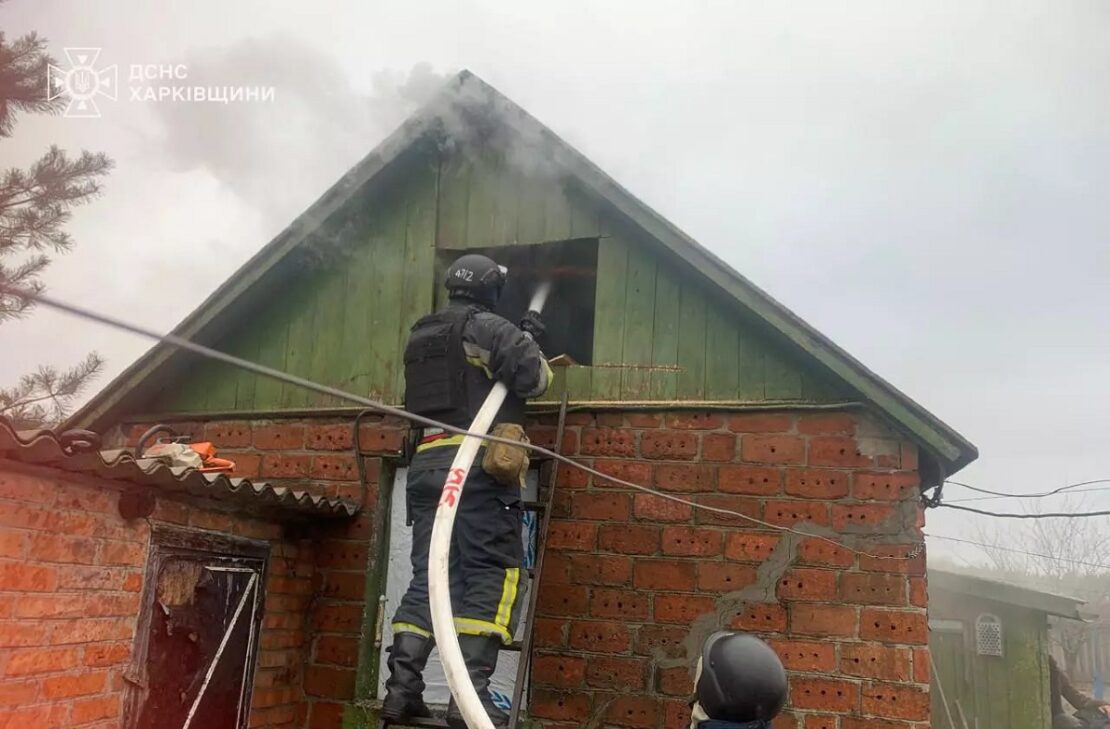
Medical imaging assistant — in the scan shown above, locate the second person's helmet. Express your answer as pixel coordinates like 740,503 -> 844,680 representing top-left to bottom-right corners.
444,254 -> 507,307
696,632 -> 787,723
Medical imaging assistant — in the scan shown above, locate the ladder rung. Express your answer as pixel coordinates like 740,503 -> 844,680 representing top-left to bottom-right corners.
502,640 -> 523,652
521,501 -> 545,513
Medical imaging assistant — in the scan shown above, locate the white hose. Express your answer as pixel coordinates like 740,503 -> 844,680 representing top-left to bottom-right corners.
428,283 -> 551,729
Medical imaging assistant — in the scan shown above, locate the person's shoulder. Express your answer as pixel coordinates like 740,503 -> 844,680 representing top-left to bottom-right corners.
471,310 -> 519,331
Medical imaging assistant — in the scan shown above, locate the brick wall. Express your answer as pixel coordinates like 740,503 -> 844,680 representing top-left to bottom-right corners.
0,463 -> 312,729
111,415 -> 403,729
526,410 -> 929,729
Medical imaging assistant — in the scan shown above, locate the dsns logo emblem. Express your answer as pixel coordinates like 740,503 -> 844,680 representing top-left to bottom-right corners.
47,48 -> 118,118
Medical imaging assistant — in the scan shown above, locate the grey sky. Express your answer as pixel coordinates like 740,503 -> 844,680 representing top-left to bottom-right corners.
3,0 -> 1110,560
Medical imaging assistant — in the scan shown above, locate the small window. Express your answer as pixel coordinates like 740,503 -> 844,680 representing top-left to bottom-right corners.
437,238 -> 598,365
976,613 -> 1003,657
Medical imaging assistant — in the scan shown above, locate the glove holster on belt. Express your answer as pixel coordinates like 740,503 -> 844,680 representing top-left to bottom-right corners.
481,423 -> 530,488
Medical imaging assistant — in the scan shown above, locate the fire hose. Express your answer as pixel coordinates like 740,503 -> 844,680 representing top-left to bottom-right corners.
428,282 -> 551,729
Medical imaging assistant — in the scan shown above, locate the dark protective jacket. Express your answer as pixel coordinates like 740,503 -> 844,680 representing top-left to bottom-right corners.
1051,655 -> 1104,717
403,299 -> 552,429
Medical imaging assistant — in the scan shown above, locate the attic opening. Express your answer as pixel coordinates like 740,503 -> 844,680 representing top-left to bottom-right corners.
437,238 -> 598,365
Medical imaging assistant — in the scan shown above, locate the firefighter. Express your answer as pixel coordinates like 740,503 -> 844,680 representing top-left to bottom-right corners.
689,632 -> 788,729
382,253 -> 552,729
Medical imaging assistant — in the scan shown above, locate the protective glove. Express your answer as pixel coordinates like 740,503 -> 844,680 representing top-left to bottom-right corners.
520,310 -> 546,340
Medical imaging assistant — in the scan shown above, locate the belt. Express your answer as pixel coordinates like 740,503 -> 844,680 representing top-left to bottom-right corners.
416,433 -> 467,453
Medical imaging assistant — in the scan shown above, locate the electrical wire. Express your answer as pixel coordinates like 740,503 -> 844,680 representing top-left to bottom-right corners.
947,484 -> 1110,504
4,284 -> 923,562
926,532 -> 1110,572
945,478 -> 1110,499
938,503 -> 1110,519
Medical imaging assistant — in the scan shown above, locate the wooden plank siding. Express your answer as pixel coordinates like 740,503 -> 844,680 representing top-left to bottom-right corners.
144,143 -> 848,414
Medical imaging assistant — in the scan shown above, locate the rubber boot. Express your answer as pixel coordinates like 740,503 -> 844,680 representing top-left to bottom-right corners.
381,632 -> 435,723
446,634 -> 508,729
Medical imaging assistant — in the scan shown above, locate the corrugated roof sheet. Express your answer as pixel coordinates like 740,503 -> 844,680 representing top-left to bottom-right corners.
0,417 -> 358,519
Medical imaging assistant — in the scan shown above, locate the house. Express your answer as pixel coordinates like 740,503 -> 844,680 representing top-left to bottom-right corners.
928,568 -> 1085,729
23,71 -> 977,728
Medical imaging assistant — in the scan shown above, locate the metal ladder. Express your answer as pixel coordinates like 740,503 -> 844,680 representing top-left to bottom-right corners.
379,394 -> 568,729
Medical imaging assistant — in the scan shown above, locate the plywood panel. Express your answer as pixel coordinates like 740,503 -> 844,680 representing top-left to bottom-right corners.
649,266 -> 680,400
704,303 -> 739,399
619,241 -> 657,399
394,157 -> 440,397
676,283 -> 707,400
591,236 -> 629,399
280,272 -> 319,409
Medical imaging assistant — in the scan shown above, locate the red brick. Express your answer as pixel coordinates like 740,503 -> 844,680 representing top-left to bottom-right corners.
662,526 -> 723,557
306,423 -> 354,450
316,635 -> 359,666
666,412 -> 723,429
0,621 -> 48,647
314,602 -> 365,633
558,463 -> 590,489
657,665 -> 694,695
563,413 -> 595,426
71,695 -> 121,724
842,719 -> 914,729
634,625 -> 687,659
534,618 -> 567,648
28,533 -> 97,564
724,532 -> 780,562
591,588 -> 650,620
790,604 -> 858,637
99,540 -> 146,566
861,682 -> 930,720
653,464 -> 715,493
188,509 -> 235,533
791,677 -> 860,713
633,559 -> 696,591
729,602 -> 788,632
0,680 -> 38,706
86,592 -> 142,617
831,503 -> 897,531
798,414 -> 856,435
742,435 -> 805,465
803,714 -> 840,729
85,642 -> 132,667
698,562 -> 757,592
913,647 -> 930,683
702,433 -> 737,462
597,413 -> 625,427
605,695 -> 660,729
766,639 -> 836,672
641,431 -> 698,460
569,555 -> 633,586
587,655 -> 648,690
654,594 -> 715,624
54,484 -> 115,513
718,465 -> 781,495
664,699 -> 693,729
253,423 -> 305,450
316,540 -> 368,570
317,571 -> 366,600
778,568 -> 838,601
42,671 -> 106,699
797,537 -> 855,568
859,544 -> 926,575
860,608 -> 928,645
728,414 -> 793,433
807,437 -> 871,467
0,531 -> 25,558
693,494 -> 762,527
261,453 -> 311,479
311,454 -> 357,481
853,472 -> 921,501
842,573 -> 908,606
203,420 -> 252,447
123,572 -> 143,592
568,620 -> 631,652
634,493 -> 693,522
0,562 -> 57,592
51,617 -> 133,644
547,521 -> 598,552
909,577 -> 927,607
304,665 -> 356,699
785,469 -> 849,499
228,452 -> 262,478
538,585 -> 590,617
530,689 -> 592,721
358,424 -> 405,453
841,643 -> 912,680
5,647 -> 78,675
763,500 -> 829,527
599,524 -> 660,555
571,492 -> 631,521
533,654 -> 586,687
901,442 -> 919,471
593,459 -> 652,488
0,473 -> 53,502
580,428 -> 637,457
13,593 -> 85,618
627,412 -> 663,428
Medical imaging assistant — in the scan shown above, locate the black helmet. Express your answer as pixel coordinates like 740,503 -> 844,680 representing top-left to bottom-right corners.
696,632 -> 787,723
444,254 -> 507,306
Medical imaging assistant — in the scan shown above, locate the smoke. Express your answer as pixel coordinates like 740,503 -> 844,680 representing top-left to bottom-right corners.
147,35 -> 449,224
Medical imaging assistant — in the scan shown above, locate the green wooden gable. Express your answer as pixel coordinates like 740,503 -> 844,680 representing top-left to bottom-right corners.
71,71 -> 977,474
